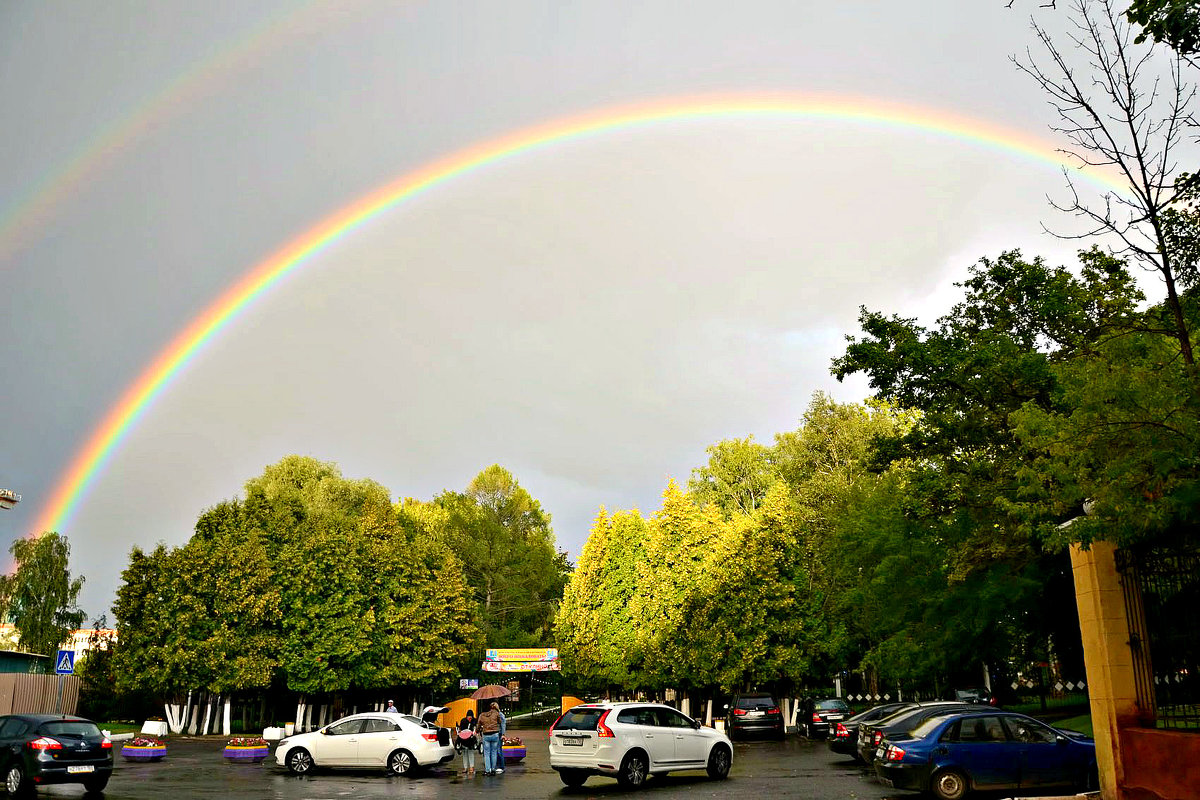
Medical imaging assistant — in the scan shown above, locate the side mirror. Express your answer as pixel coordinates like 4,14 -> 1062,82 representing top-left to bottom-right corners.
320,729 -> 328,735
1056,735 -> 1068,745
693,720 -> 702,730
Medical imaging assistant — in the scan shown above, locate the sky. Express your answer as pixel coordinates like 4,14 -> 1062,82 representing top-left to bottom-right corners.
0,0 -> 1152,619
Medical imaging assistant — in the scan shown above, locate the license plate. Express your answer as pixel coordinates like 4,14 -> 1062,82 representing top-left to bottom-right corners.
561,737 -> 583,747
67,766 -> 94,774
875,747 -> 885,760
827,715 -> 843,721
747,711 -> 764,717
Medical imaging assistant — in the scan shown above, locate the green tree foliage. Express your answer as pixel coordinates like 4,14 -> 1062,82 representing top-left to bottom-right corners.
113,456 -> 482,699
1127,0 -> 1200,54
434,465 -> 570,647
687,437 -> 774,516
0,532 -> 85,657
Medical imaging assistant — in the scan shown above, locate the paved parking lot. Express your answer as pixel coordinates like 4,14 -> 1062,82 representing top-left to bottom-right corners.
30,731 -> 905,799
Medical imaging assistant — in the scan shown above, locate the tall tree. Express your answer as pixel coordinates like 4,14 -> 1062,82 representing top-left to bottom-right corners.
0,533 -> 85,657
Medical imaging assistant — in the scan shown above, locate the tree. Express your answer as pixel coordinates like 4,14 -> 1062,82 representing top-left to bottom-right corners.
687,437 -> 776,516
0,533 -> 85,657
1127,0 -> 1200,55
1015,0 -> 1199,367
435,465 -> 570,646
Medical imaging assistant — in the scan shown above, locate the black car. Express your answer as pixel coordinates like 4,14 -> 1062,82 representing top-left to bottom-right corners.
0,714 -> 112,794
857,703 -> 980,765
804,698 -> 852,738
827,703 -> 912,760
724,694 -> 785,740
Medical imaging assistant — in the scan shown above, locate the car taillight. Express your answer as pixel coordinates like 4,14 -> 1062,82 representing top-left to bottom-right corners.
421,733 -> 438,742
596,710 -> 615,738
873,731 -> 883,745
101,738 -> 112,749
767,708 -> 780,715
28,737 -> 62,751
835,723 -> 848,737
886,745 -> 906,761
733,708 -> 748,716
812,712 -> 822,723
549,713 -> 565,735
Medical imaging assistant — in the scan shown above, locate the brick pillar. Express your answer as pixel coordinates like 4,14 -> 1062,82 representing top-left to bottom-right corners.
1071,541 -> 1141,800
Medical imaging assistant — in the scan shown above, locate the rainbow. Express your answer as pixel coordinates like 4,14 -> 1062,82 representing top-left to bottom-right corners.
27,92 -> 1128,538
0,0 -> 344,262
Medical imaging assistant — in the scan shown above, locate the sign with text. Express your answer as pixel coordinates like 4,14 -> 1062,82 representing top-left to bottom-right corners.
459,678 -> 479,690
482,660 -> 561,672
484,648 -> 557,663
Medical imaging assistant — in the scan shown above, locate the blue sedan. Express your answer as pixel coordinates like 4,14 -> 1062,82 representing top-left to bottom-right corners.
873,711 -> 1097,799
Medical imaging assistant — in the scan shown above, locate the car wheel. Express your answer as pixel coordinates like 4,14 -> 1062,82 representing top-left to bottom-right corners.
559,768 -> 588,788
617,750 -> 648,789
4,764 -> 29,796
387,749 -> 416,776
83,773 -> 110,793
706,744 -> 731,779
931,768 -> 969,800
285,747 -> 314,775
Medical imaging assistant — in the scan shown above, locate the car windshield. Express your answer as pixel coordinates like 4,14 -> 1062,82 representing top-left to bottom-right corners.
736,697 -> 776,710
816,699 -> 850,711
556,708 -> 605,731
400,716 -> 424,727
910,717 -> 944,739
41,721 -> 102,738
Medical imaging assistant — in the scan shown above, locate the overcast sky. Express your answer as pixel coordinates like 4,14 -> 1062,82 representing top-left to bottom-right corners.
1,1 -> 1151,618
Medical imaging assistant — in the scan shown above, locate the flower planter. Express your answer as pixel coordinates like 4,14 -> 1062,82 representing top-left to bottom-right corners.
222,745 -> 270,763
121,744 -> 167,762
502,744 -> 526,762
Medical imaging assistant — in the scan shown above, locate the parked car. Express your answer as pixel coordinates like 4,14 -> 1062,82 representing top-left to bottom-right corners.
548,702 -> 732,789
827,702 -> 912,760
0,713 -> 112,795
805,697 -> 852,738
857,703 -> 979,765
275,712 -> 454,776
724,693 -> 785,740
874,710 -> 1097,799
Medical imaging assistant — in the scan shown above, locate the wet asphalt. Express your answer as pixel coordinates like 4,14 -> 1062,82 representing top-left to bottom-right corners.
35,730 -> 908,800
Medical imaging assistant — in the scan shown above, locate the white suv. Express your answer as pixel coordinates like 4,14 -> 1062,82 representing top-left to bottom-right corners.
549,702 -> 732,789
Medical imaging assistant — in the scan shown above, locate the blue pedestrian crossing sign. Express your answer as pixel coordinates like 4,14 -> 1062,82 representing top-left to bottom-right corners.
55,650 -> 74,675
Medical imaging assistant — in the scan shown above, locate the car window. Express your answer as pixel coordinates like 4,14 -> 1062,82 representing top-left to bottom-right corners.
41,721 -> 102,738
735,697 -> 775,710
556,708 -> 605,731
326,719 -> 364,736
911,717 -> 944,739
0,719 -> 24,738
655,708 -> 694,729
1005,717 -> 1057,744
361,718 -> 400,734
617,708 -> 658,726
946,716 -> 1008,743
816,699 -> 850,712
401,715 -> 423,727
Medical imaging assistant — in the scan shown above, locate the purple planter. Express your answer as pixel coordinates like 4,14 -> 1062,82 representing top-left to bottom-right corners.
222,745 -> 269,763
121,744 -> 167,761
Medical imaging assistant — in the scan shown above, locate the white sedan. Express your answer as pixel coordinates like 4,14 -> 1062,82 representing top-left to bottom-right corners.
275,713 -> 455,776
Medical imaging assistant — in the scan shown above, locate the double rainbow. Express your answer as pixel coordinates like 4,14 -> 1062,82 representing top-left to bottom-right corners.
27,93 -> 1126,538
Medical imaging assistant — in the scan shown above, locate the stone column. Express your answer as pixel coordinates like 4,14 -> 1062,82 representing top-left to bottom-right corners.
1071,541 -> 1142,800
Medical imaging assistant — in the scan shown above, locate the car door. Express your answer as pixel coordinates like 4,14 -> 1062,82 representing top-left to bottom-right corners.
0,717 -> 25,774
314,718 -> 365,766
1004,716 -> 1076,789
357,716 -> 404,767
657,708 -> 707,765
937,716 -> 1021,790
618,707 -> 672,768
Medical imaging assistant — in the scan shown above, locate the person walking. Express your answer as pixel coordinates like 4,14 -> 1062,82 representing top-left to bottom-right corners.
476,701 -> 504,775
456,709 -> 478,776
385,700 -> 398,713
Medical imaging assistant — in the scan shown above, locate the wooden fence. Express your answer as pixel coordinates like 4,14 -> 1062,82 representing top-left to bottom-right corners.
0,674 -> 79,715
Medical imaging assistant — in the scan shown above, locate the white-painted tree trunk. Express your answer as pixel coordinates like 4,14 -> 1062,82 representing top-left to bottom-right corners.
680,695 -> 690,717
201,696 -> 213,736
410,701 -> 418,716
164,704 -> 179,734
782,698 -> 791,733
706,699 -> 713,726
294,700 -> 305,733
181,691 -> 193,736
187,698 -> 199,735
223,699 -> 232,736
302,703 -> 312,733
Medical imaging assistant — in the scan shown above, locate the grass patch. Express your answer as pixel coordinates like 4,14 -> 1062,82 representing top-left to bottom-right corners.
96,722 -> 142,735
1052,714 -> 1093,737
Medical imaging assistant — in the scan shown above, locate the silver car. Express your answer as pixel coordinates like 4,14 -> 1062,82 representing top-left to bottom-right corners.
275,713 -> 455,776
549,702 -> 732,789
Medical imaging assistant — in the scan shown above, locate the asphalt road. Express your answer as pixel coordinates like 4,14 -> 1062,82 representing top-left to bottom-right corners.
31,730 -> 908,800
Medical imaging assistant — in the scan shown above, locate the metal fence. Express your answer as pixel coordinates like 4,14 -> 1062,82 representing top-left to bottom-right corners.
0,673 -> 79,715
1116,543 -> 1200,731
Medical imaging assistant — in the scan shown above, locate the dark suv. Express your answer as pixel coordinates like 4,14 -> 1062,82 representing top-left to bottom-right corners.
0,714 -> 112,794
724,694 -> 784,740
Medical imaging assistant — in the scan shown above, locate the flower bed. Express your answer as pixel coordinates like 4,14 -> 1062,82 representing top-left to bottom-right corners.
122,737 -> 167,761
222,737 -> 270,763
501,735 -> 525,762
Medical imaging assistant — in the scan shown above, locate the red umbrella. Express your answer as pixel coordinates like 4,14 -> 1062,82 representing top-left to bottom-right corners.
470,684 -> 512,700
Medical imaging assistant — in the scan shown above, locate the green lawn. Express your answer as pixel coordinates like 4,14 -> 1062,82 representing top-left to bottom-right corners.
95,722 -> 142,735
1051,714 -> 1093,737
